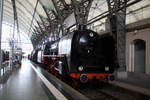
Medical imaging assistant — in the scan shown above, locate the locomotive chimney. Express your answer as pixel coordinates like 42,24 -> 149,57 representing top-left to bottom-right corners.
77,24 -> 87,30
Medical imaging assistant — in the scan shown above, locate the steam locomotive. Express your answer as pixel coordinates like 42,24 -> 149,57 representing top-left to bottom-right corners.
31,26 -> 116,86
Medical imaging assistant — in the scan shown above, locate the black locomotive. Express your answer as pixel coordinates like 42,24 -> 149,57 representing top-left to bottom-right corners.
30,48 -> 39,63
32,26 -> 116,86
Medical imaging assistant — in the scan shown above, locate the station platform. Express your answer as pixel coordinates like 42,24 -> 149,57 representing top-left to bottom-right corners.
0,59 -> 89,100
110,72 -> 150,96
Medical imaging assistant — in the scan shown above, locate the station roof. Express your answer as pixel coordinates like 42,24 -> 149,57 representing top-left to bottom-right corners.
3,0 -> 150,37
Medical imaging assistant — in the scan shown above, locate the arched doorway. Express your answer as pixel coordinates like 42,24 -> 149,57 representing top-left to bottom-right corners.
133,39 -> 146,73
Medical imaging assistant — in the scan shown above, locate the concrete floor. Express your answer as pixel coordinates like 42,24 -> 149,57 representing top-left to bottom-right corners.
0,59 -> 51,100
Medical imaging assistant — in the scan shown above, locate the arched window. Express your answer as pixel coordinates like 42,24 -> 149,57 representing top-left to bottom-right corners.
133,39 -> 146,73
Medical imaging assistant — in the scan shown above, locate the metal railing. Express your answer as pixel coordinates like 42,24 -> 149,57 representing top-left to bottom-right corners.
0,59 -> 20,83
0,61 -> 9,76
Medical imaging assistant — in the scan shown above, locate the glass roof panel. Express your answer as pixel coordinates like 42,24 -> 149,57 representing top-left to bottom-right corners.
88,0 -> 150,32
2,0 -> 150,37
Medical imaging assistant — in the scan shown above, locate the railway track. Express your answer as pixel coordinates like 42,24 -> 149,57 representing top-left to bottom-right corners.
37,64 -> 150,100
78,82 -> 150,100
78,83 -> 118,100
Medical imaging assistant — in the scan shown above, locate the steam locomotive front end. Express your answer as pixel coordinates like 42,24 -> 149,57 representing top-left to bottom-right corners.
69,29 -> 116,82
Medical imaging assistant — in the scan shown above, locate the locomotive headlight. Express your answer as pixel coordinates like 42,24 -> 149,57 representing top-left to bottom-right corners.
59,61 -> 62,64
89,32 -> 94,37
88,50 -> 90,53
105,66 -> 109,71
78,66 -> 83,71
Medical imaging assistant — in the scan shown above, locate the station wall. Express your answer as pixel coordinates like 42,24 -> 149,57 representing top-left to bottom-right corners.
126,28 -> 150,74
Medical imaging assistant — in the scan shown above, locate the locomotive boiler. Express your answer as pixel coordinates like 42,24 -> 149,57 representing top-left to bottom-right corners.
40,26 -> 116,85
